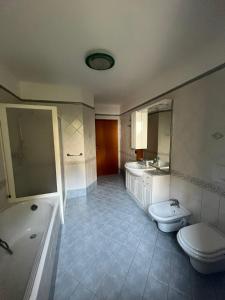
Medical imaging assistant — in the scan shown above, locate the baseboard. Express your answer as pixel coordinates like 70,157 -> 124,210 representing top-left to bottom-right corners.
66,180 -> 97,199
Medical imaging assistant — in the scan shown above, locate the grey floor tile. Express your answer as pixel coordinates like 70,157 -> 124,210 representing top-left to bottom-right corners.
143,276 -> 168,300
149,246 -> 171,285
213,272 -> 225,300
69,283 -> 95,300
119,284 -> 143,300
96,273 -> 125,300
169,252 -> 192,296
191,271 -> 217,300
168,287 -> 192,300
54,175 -> 225,300
54,269 -> 79,300
121,267 -> 148,299
78,262 -> 106,293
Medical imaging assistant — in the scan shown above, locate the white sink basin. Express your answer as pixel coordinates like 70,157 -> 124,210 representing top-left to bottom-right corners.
153,161 -> 169,169
125,161 -> 156,176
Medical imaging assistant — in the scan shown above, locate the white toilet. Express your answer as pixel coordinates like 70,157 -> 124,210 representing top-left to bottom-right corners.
148,200 -> 191,232
177,223 -> 225,274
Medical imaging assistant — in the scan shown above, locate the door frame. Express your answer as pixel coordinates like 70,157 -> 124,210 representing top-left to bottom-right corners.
0,103 -> 64,221
95,115 -> 120,170
95,116 -> 120,175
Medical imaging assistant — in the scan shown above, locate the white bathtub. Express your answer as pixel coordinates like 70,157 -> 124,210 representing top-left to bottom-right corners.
0,197 -> 59,300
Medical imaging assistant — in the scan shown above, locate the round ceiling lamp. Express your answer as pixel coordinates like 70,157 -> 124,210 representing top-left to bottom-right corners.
85,52 -> 115,70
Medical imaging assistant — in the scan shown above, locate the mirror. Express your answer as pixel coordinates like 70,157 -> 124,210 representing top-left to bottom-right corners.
143,99 -> 172,172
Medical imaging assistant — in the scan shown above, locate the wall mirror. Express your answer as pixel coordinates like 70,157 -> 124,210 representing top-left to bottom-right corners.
143,99 -> 173,172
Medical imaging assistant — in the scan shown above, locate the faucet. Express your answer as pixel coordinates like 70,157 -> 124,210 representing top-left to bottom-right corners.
170,199 -> 180,208
153,156 -> 160,164
0,238 -> 13,255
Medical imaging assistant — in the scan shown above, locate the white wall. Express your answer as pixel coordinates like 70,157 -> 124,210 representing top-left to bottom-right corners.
0,87 -> 97,205
120,68 -> 225,233
57,104 -> 86,194
83,106 -> 97,187
20,81 -> 94,107
57,103 -> 97,197
95,103 -> 120,115
169,68 -> 225,229
0,64 -> 19,96
121,38 -> 225,113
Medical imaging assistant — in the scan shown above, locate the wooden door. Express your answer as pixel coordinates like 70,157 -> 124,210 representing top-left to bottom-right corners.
95,120 -> 118,176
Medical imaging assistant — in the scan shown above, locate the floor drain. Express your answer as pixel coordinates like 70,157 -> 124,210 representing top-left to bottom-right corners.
30,234 -> 37,239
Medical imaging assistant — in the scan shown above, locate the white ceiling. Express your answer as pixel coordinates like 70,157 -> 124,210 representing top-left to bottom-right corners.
0,0 -> 224,108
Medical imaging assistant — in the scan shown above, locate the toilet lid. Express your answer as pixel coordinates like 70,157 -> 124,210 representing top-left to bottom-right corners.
179,223 -> 225,256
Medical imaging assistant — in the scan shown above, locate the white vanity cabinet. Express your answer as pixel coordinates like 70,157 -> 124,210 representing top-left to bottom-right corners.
125,170 -> 170,211
131,110 -> 148,149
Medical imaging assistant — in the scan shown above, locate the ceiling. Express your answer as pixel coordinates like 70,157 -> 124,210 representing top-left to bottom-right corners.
0,0 -> 224,107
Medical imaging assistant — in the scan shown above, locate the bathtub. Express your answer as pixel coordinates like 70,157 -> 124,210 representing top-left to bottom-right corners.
0,197 -> 60,300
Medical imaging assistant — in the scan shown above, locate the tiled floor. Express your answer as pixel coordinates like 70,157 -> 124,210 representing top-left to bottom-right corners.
54,175 -> 225,300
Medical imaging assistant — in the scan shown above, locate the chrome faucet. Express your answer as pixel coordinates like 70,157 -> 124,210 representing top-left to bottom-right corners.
0,238 -> 13,255
170,199 -> 180,208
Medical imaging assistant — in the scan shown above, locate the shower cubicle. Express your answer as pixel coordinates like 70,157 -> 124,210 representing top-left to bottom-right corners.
0,103 -> 64,222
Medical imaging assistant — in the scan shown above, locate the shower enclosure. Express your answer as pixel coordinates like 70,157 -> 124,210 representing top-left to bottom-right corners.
0,103 -> 64,222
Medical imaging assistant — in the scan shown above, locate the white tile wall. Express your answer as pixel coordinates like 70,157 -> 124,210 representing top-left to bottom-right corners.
218,196 -> 225,233
120,69 -> 225,234
170,176 -> 202,224
201,190 -> 220,226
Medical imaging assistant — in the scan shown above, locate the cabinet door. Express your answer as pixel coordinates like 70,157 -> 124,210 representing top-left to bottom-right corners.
125,171 -> 129,189
129,174 -> 135,195
133,176 -> 144,207
131,110 -> 148,149
143,185 -> 152,210
138,178 -> 144,206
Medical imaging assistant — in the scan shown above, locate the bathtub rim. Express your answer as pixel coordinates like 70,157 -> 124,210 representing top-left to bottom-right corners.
23,196 -> 60,300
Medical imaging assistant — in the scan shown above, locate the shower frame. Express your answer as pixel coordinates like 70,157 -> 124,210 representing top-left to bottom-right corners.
0,103 -> 64,223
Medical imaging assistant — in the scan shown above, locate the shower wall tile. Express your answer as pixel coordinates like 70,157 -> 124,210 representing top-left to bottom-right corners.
201,190 -> 220,226
218,196 -> 225,233
83,106 -> 97,188
58,104 -> 86,192
170,176 -> 202,224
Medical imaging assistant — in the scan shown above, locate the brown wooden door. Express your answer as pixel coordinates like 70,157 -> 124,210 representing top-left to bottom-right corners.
95,120 -> 118,176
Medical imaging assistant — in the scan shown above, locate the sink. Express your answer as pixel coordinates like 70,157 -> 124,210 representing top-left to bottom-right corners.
152,161 -> 170,170
125,161 -> 156,176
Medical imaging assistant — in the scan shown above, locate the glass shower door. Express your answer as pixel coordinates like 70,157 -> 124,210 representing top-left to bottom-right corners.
0,104 -> 63,204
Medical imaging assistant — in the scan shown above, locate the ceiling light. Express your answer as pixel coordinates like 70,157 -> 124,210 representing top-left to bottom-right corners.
85,52 -> 115,70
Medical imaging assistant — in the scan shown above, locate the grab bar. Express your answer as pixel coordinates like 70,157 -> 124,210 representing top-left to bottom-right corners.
0,238 -> 13,255
66,153 -> 83,157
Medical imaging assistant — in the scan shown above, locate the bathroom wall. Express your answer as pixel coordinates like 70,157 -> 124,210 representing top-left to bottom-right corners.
57,103 -> 86,197
95,103 -> 120,115
120,113 -> 136,170
83,105 -> 97,189
120,67 -> 225,232
169,68 -> 225,230
57,103 -> 97,198
0,87 -> 97,206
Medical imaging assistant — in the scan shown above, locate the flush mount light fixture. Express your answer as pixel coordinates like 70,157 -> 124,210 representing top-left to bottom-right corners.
85,52 -> 115,70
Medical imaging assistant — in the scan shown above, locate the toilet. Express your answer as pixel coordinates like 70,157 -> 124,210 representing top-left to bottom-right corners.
177,223 -> 225,274
148,200 -> 191,232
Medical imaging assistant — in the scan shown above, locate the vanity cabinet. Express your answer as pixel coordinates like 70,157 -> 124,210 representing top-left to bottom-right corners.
131,110 -> 148,149
125,170 -> 170,211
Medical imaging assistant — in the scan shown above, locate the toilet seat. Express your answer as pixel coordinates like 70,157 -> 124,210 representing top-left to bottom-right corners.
177,223 -> 225,262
